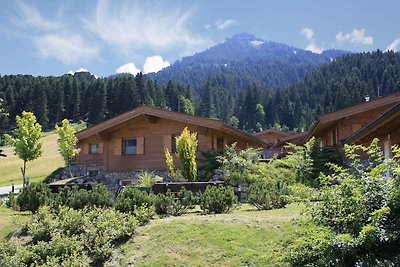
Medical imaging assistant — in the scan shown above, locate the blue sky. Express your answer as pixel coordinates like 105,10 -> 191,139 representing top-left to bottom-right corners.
1,0 -> 399,77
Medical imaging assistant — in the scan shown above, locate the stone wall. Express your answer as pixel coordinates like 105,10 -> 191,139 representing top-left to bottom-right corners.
48,165 -> 168,195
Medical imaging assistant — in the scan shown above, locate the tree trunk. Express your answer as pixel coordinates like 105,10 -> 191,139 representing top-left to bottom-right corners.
21,161 -> 26,187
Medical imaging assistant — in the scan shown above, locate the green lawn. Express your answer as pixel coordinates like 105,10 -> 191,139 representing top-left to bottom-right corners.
109,203 -> 306,266
0,132 -> 64,186
0,206 -> 31,239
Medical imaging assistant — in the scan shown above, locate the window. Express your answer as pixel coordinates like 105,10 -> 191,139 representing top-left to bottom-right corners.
123,138 -> 137,155
89,143 -> 100,154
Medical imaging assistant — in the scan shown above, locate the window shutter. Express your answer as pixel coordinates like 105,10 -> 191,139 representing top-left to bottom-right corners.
114,139 -> 122,155
163,135 -> 172,151
137,137 -> 144,154
83,143 -> 89,154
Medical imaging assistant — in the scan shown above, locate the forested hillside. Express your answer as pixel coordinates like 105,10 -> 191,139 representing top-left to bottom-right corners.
1,50 -> 400,142
148,33 -> 348,91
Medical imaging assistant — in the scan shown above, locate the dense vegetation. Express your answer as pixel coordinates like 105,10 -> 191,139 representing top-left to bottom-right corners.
1,51 -> 400,138
287,140 -> 400,266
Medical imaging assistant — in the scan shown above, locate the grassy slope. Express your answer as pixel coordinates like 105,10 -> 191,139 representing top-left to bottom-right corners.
0,206 -> 30,239
0,132 -> 64,186
111,203 -> 306,267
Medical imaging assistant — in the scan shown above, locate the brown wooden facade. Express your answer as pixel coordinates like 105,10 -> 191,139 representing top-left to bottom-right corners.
254,129 -> 296,146
304,93 -> 400,148
76,106 -> 268,172
346,102 -> 400,159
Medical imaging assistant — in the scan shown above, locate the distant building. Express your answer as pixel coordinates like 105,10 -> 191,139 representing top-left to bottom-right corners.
254,129 -> 296,146
76,105 -> 268,172
303,92 -> 400,148
346,101 -> 400,160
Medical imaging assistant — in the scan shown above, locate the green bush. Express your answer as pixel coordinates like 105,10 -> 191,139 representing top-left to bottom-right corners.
132,205 -> 155,225
56,184 -> 114,210
82,207 -> 137,263
16,183 -> 53,213
287,139 -> 400,266
5,192 -> 18,210
1,205 -> 137,266
154,188 -> 195,216
217,143 -> 260,184
288,183 -> 320,202
200,185 -> 237,214
115,186 -> 154,213
169,187 -> 195,216
247,181 -> 290,210
154,191 -> 174,215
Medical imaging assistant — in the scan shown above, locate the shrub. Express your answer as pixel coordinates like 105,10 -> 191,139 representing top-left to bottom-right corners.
23,206 -> 137,266
200,185 -> 237,214
288,183 -> 320,202
176,127 -> 198,181
5,192 -> 18,209
138,170 -> 154,187
154,188 -> 195,216
200,151 -> 222,179
16,183 -> 53,213
154,191 -> 174,215
115,186 -> 154,213
287,139 -> 400,266
165,148 -> 177,177
56,184 -> 114,210
82,207 -> 137,263
217,143 -> 260,184
132,205 -> 155,225
247,181 -> 290,210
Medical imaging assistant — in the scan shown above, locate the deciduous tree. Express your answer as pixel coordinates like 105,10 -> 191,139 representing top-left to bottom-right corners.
4,112 -> 42,186
55,119 -> 80,172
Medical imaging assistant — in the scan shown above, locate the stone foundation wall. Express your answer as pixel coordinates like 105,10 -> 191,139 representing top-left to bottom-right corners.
48,165 -> 168,195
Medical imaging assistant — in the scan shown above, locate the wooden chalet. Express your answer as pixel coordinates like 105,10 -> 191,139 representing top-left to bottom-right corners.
254,129 -> 296,146
76,105 -> 268,172
303,93 -> 400,148
346,101 -> 400,159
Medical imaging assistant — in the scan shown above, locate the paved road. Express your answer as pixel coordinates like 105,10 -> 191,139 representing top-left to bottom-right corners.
0,184 -> 23,196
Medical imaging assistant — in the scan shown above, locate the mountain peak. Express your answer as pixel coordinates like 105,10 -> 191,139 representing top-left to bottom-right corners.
229,32 -> 258,41
147,33 -> 349,90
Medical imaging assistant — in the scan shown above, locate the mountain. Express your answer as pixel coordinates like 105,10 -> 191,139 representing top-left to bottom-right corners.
147,33 -> 349,91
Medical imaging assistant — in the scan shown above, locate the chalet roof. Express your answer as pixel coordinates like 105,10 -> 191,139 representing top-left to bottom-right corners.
76,105 -> 269,148
304,92 -> 400,142
254,129 -> 296,137
274,132 -> 308,148
345,101 -> 400,144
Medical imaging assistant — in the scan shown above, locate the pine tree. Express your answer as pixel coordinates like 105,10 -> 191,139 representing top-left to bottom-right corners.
200,81 -> 215,118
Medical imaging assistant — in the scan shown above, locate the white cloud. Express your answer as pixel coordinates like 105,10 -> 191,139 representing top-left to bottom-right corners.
386,38 -> 400,52
13,1 -> 99,65
203,24 -> 211,30
300,27 -> 324,54
116,63 -> 141,75
301,27 -> 314,40
83,0 -> 211,56
13,1 -> 60,30
215,19 -> 237,30
34,33 -> 99,64
143,56 -> 170,74
336,28 -> 373,45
